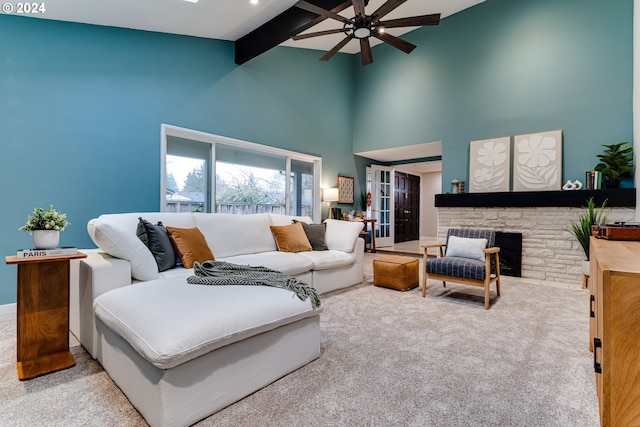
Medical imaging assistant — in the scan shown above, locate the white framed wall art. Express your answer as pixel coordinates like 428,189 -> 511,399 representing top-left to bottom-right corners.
513,130 -> 563,191
469,136 -> 511,193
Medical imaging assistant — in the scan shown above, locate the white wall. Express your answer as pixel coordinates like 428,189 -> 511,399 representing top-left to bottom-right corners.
420,172 -> 442,239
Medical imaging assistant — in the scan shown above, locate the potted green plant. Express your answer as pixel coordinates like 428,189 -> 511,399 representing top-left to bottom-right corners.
357,191 -> 368,218
594,142 -> 634,188
569,197 -> 607,278
19,205 -> 70,249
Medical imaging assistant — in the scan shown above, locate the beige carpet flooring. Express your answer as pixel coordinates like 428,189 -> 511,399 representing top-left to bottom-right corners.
0,254 -> 599,426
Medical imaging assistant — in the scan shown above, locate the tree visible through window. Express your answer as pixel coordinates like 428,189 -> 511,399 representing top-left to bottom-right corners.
162,126 -> 321,220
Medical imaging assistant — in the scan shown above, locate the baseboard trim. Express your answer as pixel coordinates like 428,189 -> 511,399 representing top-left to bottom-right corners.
0,303 -> 16,315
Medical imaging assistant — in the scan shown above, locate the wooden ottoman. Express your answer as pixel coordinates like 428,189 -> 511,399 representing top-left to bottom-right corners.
373,255 -> 419,291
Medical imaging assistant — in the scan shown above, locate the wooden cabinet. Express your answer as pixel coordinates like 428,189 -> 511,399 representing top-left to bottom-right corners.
589,237 -> 640,426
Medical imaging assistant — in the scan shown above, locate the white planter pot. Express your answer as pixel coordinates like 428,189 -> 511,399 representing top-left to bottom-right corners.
33,230 -> 60,249
582,260 -> 590,276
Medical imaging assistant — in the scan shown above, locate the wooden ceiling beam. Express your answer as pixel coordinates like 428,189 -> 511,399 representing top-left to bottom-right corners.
235,0 -> 351,65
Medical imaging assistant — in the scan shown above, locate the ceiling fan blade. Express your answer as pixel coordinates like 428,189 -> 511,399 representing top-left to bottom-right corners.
292,28 -> 347,40
295,1 -> 352,25
373,32 -> 416,54
360,38 -> 373,66
378,13 -> 441,29
371,0 -> 407,23
320,34 -> 355,61
352,0 -> 367,18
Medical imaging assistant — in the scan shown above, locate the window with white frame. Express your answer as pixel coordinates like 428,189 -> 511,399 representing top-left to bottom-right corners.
161,124 -> 322,221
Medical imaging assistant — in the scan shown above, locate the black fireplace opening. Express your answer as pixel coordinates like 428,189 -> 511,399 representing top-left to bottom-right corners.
494,232 -> 523,277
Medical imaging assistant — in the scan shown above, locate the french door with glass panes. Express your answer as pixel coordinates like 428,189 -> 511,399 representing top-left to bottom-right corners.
371,165 -> 394,247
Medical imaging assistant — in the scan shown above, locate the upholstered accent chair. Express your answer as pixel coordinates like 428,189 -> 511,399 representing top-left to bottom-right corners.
422,229 -> 501,310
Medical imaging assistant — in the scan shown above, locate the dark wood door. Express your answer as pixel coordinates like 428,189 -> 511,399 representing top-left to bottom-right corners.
394,172 -> 420,243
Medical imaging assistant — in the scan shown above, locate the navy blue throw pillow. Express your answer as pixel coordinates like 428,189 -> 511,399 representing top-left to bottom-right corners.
136,217 -> 177,272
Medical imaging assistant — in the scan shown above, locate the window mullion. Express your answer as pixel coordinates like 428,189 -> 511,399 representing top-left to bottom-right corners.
285,157 -> 291,214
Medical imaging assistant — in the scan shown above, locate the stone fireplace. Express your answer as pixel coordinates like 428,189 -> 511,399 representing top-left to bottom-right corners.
436,189 -> 635,284
495,231 -> 522,277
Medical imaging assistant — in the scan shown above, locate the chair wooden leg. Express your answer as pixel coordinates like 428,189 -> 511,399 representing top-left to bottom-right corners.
422,248 -> 428,297
442,281 -> 446,287
484,283 -> 490,310
495,253 -> 501,296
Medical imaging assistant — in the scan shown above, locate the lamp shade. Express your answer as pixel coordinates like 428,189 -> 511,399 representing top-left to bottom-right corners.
323,187 -> 339,202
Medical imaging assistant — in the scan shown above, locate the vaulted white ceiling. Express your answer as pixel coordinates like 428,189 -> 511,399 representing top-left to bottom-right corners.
22,0 -> 484,54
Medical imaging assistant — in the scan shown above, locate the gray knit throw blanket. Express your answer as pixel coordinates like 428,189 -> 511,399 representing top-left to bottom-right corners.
188,260 -> 321,309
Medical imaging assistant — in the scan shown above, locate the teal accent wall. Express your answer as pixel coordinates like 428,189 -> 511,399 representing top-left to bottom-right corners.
0,16 -> 355,304
352,0 -> 633,191
0,0 -> 634,304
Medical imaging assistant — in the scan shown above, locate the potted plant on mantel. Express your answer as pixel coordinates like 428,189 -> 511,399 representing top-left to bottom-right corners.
594,142 -> 634,188
569,197 -> 608,280
19,205 -> 70,249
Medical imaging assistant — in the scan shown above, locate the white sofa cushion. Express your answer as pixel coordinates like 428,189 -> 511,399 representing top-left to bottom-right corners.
269,214 -> 313,226
297,250 -> 357,270
89,212 -> 197,237
89,218 -> 159,281
193,213 -> 276,258
324,219 -> 364,252
220,251 -> 314,276
94,278 -> 321,369
88,213 -> 198,281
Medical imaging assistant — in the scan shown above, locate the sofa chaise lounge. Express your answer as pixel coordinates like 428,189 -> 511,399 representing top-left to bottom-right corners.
69,212 -> 364,427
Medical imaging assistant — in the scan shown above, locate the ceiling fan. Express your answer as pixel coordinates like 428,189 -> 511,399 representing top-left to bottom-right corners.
291,0 -> 440,66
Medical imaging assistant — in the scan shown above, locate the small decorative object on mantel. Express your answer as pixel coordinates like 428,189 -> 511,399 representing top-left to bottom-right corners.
513,129 -> 562,191
451,179 -> 460,194
594,142 -> 634,189
585,171 -> 602,189
562,180 -> 583,190
19,205 -> 70,249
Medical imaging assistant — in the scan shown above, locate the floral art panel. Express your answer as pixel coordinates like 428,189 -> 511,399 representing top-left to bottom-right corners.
469,136 -> 511,193
513,130 -> 563,191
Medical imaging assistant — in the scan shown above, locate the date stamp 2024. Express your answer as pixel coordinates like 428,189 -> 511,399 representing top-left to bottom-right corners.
2,2 -> 46,14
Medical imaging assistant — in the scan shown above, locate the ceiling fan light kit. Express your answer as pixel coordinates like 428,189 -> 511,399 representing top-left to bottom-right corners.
292,0 -> 440,66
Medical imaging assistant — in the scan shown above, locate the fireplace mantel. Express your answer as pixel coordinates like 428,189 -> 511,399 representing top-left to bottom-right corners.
435,189 -> 635,208
436,190 -> 636,284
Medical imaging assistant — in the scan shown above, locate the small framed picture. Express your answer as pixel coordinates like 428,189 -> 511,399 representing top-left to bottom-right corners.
337,175 -> 354,204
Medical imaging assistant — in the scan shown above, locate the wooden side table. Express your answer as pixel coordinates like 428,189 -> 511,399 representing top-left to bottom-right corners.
361,219 -> 376,253
5,252 -> 86,380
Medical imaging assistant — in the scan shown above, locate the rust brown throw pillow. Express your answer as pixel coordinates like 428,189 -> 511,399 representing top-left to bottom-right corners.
166,226 -> 214,269
270,222 -> 312,253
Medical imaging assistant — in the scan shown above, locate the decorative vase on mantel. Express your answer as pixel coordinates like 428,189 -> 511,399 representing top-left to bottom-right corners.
32,230 -> 60,249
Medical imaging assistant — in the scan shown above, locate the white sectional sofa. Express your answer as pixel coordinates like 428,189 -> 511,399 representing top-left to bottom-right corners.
69,212 -> 364,427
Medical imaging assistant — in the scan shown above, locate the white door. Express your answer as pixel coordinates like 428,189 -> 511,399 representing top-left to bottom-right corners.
371,165 -> 394,247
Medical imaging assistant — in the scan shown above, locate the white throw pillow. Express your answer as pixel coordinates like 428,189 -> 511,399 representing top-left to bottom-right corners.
445,235 -> 488,262
90,217 -> 159,281
324,219 -> 364,252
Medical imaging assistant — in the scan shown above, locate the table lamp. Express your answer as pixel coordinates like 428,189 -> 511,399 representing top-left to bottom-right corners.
323,188 -> 339,219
